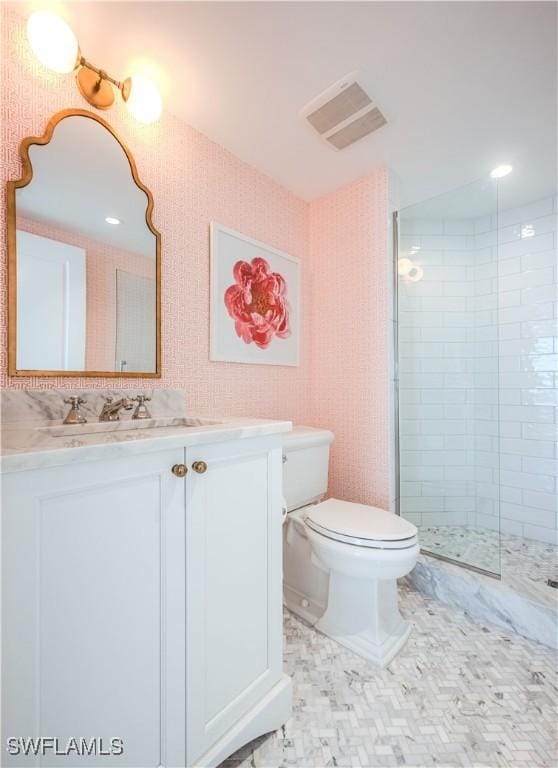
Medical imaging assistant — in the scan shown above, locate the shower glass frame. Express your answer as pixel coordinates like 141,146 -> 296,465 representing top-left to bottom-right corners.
393,179 -> 501,579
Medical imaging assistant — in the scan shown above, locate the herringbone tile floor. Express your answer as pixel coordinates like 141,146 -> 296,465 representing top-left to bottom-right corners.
222,584 -> 557,768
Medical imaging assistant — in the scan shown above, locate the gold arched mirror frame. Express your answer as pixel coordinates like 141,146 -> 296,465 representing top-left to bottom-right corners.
7,108 -> 161,377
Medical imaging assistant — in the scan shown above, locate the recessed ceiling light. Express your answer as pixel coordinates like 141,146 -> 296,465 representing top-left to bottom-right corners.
490,164 -> 513,179
105,216 -> 120,225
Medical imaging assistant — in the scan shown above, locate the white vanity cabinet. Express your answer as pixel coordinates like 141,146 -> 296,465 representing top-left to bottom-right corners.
185,438 -> 284,766
1,435 -> 289,768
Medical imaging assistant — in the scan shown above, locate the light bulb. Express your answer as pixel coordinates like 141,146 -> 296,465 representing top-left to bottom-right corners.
490,164 -> 513,179
126,75 -> 162,124
407,264 -> 424,282
397,258 -> 413,276
27,11 -> 79,74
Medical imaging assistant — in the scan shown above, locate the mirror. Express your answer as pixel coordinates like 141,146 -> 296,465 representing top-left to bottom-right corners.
7,109 -> 160,376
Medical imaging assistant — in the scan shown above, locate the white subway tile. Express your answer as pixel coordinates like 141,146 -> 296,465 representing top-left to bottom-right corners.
421,481 -> 468,496
522,456 -> 558,477
402,435 -> 445,450
521,388 -> 558,406
522,489 -> 558,512
521,422 -> 557,442
499,404 -> 554,423
521,249 -> 558,271
402,497 -> 446,512
498,223 -> 521,244
400,467 -> 444,482
499,265 -> 554,293
421,389 -> 467,404
499,371 -> 554,388
500,485 -> 523,504
498,256 -> 521,276
498,198 -> 554,228
499,389 -> 521,405
501,453 -> 522,471
520,319 -> 558,338
500,501 -> 555,528
500,438 -> 555,458
399,419 -> 421,435
500,337 -> 554,356
498,232 -> 554,261
500,518 -> 524,537
520,353 -> 558,372
520,213 -> 558,237
445,497 -> 475,512
400,219 -> 443,236
444,220 -> 476,235
421,327 -> 470,343
498,290 -> 521,308
501,469 -> 556,493
521,284 -> 557,306
498,323 -> 521,340
400,482 -> 422,497
476,230 -> 497,249
522,524 -> 558,545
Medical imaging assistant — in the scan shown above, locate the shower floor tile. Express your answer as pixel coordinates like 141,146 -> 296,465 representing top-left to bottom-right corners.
418,526 -> 558,608
222,586 -> 557,768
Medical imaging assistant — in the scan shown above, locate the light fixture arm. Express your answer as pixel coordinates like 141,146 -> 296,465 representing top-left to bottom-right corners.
76,55 -> 132,101
74,52 -> 132,110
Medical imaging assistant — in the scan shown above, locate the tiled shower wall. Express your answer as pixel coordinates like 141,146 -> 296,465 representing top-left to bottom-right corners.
398,195 -> 557,545
493,196 -> 557,544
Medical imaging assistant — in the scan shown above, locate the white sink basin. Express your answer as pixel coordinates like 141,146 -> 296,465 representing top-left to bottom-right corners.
36,417 -> 221,438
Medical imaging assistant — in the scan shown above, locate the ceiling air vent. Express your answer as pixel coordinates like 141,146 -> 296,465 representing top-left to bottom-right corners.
301,73 -> 386,151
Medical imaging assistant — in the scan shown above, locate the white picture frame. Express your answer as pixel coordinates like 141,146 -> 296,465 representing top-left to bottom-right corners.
210,223 -> 300,366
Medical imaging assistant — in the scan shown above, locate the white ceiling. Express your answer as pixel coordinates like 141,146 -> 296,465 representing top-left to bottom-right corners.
16,2 -> 557,209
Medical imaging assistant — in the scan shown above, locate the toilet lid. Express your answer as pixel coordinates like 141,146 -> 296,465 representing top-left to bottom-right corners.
305,498 -> 417,547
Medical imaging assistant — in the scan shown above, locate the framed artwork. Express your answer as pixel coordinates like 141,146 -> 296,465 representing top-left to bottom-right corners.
210,223 -> 300,366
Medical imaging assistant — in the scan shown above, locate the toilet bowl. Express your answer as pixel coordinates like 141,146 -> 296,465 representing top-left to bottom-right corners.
305,498 -> 418,666
282,426 -> 419,667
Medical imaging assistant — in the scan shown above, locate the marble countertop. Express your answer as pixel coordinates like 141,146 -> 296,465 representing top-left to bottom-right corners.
0,391 -> 292,473
1,415 -> 292,473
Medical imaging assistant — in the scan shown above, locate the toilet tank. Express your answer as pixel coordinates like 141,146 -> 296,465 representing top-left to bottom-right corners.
282,426 -> 334,511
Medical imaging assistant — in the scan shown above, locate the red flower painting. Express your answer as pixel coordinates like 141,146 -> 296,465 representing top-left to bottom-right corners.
224,257 -> 291,349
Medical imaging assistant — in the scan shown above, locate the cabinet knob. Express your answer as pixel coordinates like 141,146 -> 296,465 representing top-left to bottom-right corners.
172,463 -> 188,477
192,461 -> 208,474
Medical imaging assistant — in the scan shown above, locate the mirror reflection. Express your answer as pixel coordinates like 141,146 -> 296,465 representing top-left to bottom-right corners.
13,112 -> 158,375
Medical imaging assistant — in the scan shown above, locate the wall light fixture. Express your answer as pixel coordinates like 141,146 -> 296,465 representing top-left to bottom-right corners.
26,11 -> 162,124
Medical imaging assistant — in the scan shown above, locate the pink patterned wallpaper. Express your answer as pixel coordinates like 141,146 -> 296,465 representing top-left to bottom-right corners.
309,174 -> 390,508
17,216 -> 154,371
0,5 -> 311,425
0,6 -> 390,507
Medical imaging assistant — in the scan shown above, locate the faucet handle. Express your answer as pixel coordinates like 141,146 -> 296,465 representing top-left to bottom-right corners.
131,394 -> 152,420
133,394 -> 151,403
63,396 -> 87,424
64,396 -> 86,406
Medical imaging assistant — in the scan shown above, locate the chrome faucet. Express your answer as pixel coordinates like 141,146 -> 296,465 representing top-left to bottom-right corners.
98,396 -> 134,422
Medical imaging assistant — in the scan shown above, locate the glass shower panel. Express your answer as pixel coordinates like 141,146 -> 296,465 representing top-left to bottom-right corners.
396,178 -> 501,577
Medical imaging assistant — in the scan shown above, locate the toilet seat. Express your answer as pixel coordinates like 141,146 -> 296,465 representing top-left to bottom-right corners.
305,498 -> 418,550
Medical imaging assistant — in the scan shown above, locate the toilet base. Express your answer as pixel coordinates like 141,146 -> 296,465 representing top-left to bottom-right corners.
315,572 -> 411,667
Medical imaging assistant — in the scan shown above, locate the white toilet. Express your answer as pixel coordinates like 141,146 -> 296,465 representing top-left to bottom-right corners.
282,426 -> 419,667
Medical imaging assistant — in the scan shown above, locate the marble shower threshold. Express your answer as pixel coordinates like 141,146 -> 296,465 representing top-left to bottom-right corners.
407,549 -> 558,649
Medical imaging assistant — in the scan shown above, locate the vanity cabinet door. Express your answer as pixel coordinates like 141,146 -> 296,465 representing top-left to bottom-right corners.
2,449 -> 186,767
185,437 -> 283,766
